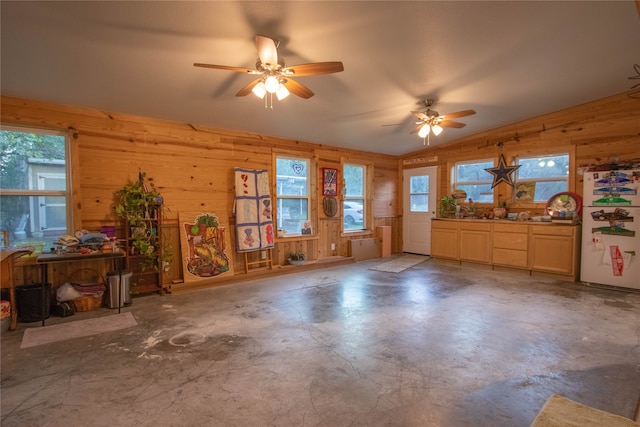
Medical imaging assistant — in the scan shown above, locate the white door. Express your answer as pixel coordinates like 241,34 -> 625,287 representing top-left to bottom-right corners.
403,166 -> 438,254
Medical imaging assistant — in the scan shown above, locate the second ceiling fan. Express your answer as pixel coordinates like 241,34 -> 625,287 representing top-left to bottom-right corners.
194,35 -> 344,107
411,99 -> 476,144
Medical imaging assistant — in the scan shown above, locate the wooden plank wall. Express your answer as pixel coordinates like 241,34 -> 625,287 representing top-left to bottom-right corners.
2,91 -> 637,290
401,91 -> 640,216
1,96 -> 401,290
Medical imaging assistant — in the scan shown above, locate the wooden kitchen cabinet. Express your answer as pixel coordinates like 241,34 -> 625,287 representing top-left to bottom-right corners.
492,223 -> 529,268
459,222 -> 491,264
529,225 -> 579,277
431,220 -> 458,259
430,219 -> 581,281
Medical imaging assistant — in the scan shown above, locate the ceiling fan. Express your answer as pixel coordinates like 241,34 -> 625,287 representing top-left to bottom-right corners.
194,35 -> 344,108
410,99 -> 476,144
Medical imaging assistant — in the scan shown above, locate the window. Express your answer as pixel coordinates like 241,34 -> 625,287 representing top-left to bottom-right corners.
515,154 -> 569,203
452,159 -> 494,203
343,163 -> 366,231
0,125 -> 69,248
275,156 -> 310,235
409,175 -> 429,212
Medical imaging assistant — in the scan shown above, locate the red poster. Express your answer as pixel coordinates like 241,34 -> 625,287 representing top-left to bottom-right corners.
610,245 -> 624,276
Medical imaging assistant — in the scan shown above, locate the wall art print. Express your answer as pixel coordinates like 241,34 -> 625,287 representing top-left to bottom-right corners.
234,168 -> 275,252
322,168 -> 338,196
179,212 -> 234,282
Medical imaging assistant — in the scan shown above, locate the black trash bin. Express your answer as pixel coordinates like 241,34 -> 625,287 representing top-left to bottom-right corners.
16,283 -> 51,322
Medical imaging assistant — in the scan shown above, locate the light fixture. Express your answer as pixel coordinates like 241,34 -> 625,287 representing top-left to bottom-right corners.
252,82 -> 267,99
432,124 -> 443,136
276,84 -> 290,100
264,75 -> 280,93
418,124 -> 430,138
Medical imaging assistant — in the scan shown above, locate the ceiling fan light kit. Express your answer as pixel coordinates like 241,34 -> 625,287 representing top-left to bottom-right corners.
410,99 -> 476,145
195,35 -> 344,110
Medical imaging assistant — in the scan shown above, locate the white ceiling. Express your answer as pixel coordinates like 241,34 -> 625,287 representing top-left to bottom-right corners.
2,1 -> 639,156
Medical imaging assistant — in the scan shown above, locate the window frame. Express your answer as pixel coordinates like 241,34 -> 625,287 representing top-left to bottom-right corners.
342,162 -> 369,233
451,158 -> 495,204
0,124 -> 71,245
274,154 -> 312,237
514,153 -> 570,204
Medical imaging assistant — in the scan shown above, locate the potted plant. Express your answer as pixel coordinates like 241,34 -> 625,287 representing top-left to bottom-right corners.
287,252 -> 306,266
439,195 -> 457,218
113,172 -> 169,270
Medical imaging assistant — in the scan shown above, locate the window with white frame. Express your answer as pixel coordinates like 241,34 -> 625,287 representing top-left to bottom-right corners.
515,154 -> 569,203
452,159 -> 494,203
275,156 -> 310,235
343,163 -> 366,231
0,125 -> 69,248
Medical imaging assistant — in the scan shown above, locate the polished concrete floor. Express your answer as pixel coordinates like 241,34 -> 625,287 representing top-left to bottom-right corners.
2,256 -> 639,426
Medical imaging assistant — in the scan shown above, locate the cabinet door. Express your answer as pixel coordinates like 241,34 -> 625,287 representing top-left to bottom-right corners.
529,234 -> 574,274
431,228 -> 458,259
459,229 -> 491,263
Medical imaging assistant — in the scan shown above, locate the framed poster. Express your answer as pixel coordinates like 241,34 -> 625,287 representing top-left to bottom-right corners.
323,168 -> 338,196
179,211 -> 234,283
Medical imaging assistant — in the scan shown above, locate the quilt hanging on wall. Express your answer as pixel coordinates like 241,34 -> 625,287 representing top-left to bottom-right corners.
179,211 -> 234,283
234,168 -> 275,252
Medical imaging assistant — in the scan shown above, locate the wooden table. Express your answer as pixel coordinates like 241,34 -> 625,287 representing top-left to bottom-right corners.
1,247 -> 34,331
36,251 -> 126,326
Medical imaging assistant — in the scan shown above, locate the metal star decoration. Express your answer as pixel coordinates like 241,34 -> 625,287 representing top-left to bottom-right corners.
485,154 -> 520,188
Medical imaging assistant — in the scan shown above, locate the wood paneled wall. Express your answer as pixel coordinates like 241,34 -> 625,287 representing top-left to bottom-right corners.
401,91 -> 640,216
1,96 -> 401,289
2,91 -> 637,289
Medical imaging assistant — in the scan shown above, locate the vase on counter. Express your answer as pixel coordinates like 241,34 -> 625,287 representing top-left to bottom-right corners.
493,207 -> 507,219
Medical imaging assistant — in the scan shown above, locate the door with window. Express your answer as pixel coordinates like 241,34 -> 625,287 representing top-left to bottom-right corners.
403,166 -> 437,254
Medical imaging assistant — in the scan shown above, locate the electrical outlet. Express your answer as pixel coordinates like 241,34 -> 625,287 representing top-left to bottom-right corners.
331,243 -> 336,251
261,251 -> 266,259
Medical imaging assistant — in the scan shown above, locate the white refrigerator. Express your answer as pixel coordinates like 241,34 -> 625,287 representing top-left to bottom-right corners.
581,169 -> 640,289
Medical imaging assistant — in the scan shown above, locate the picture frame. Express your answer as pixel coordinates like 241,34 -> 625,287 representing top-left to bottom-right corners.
322,168 -> 338,196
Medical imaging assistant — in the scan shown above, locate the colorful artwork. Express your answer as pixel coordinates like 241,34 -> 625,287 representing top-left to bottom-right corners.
590,208 -> 635,237
323,168 -> 338,196
234,168 -> 274,252
591,171 -> 639,206
514,182 -> 535,203
179,212 -> 234,282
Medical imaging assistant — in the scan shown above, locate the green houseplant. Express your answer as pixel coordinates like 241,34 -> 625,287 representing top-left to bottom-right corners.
438,195 -> 457,218
113,172 -> 168,270
288,252 -> 306,265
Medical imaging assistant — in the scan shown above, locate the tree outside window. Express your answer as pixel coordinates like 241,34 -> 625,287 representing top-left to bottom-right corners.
452,159 -> 494,203
515,154 -> 569,203
1,126 -> 68,248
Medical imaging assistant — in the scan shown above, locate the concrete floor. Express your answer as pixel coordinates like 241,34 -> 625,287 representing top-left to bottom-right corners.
2,256 -> 639,427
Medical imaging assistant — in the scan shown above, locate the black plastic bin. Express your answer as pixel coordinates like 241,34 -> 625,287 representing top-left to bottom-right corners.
16,283 -> 51,322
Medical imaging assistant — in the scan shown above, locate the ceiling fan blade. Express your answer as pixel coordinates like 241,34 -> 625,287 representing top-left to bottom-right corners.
443,109 -> 476,120
411,111 -> 428,120
235,79 -> 262,97
439,120 -> 466,128
194,63 -> 256,74
285,62 -> 344,76
282,78 -> 315,99
255,35 -> 278,68
409,124 -> 423,135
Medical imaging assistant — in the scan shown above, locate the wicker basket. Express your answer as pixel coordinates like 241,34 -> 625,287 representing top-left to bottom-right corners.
72,294 -> 103,312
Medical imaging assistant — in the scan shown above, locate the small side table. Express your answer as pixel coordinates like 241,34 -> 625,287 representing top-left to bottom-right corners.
0,248 -> 34,331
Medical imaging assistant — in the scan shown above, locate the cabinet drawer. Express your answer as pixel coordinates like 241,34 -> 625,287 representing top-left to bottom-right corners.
459,222 -> 491,231
493,223 -> 528,233
531,225 -> 574,236
493,232 -> 528,250
432,220 -> 458,230
492,248 -> 528,268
